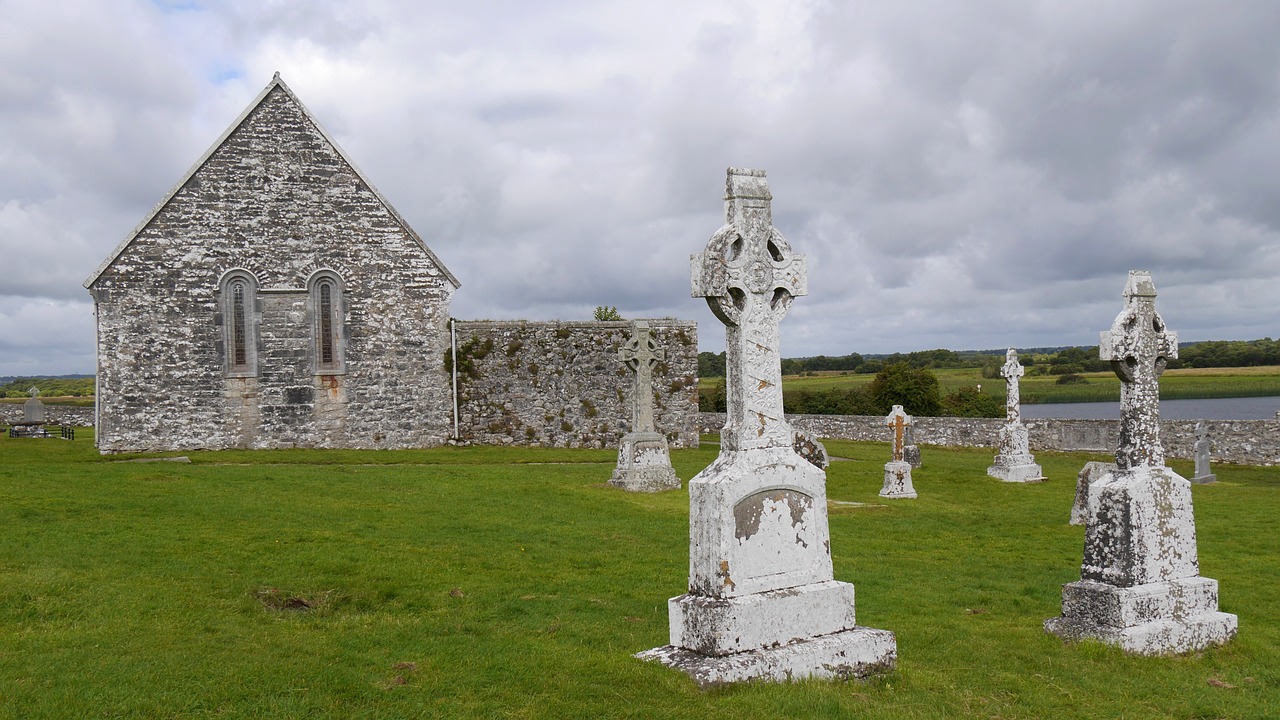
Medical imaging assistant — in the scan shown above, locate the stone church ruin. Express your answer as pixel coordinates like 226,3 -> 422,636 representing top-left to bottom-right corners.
86,75 -> 697,453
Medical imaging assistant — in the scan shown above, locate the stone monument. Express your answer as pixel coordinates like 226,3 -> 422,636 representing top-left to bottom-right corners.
609,321 -> 682,492
880,405 -> 917,499
1046,271 -> 1236,654
23,387 -> 45,424
1191,421 -> 1216,484
637,167 -> 896,686
1069,461 -> 1116,526
987,349 -> 1045,482
902,424 -> 921,469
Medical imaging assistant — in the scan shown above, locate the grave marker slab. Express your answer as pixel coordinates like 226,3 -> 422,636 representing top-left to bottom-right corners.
987,349 -> 1044,482
1046,271 -> 1236,654
609,321 -> 681,492
902,424 -> 921,469
637,168 -> 895,686
880,405 -> 917,499
1191,420 -> 1216,484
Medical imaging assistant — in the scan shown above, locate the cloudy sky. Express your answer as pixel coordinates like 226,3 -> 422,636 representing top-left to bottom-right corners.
3,1 -> 1280,376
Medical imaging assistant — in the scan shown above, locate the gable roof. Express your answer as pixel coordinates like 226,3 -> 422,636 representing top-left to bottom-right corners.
85,72 -> 461,290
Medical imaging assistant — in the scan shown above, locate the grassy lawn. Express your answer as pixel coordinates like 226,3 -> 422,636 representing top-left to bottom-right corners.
701,365 -> 1280,405
1,431 -> 1276,718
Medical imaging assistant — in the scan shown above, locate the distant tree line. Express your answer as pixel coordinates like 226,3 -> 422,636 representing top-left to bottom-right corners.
699,363 -> 1003,418
699,338 -> 1280,381
0,376 -> 94,398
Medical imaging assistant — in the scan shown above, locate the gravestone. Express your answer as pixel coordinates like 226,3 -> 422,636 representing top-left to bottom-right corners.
23,387 -> 45,424
1046,271 -> 1236,654
609,321 -> 681,492
637,167 -> 895,686
1069,461 -> 1116,526
880,405 -> 917,499
902,424 -> 921,468
792,429 -> 830,470
986,349 -> 1044,482
1191,421 -> 1216,484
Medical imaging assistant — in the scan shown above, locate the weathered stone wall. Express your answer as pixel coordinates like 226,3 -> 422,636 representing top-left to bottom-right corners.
0,405 -> 94,427
700,413 -> 1280,466
88,83 -> 456,453
452,320 -> 699,448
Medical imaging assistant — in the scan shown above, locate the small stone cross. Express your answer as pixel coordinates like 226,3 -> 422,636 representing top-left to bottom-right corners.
886,405 -> 912,462
692,168 -> 807,451
1099,271 -> 1178,469
28,386 -> 39,398
1001,348 -> 1024,423
619,321 -> 664,433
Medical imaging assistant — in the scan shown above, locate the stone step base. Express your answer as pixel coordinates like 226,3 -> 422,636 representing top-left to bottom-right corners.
1046,576 -> 1237,655
608,466 -> 680,492
637,626 -> 896,688
1045,611 -> 1237,655
669,580 -> 856,657
987,459 -> 1044,483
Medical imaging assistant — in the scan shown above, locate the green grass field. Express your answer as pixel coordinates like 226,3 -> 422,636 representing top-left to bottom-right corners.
701,365 -> 1280,405
1,431 -> 1276,718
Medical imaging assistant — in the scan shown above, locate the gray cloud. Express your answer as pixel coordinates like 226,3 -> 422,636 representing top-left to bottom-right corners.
2,0 -> 1280,376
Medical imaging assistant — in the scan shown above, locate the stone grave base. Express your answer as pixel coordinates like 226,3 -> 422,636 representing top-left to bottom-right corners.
986,454 -> 1044,483
637,627 -> 896,688
880,461 -> 916,499
1045,577 -> 1237,655
609,431 -> 680,492
1191,473 -> 1217,485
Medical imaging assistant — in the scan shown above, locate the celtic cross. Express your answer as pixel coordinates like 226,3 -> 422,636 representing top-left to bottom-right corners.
1001,348 -> 1023,422
691,168 -> 807,451
886,405 -> 912,462
619,321 -> 664,433
1099,271 -> 1178,470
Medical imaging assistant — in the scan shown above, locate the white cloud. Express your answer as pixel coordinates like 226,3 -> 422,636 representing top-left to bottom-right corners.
2,0 -> 1280,375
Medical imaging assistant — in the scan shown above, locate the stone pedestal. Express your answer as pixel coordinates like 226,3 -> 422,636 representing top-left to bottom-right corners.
641,447 -> 895,686
987,422 -> 1044,482
609,431 -> 680,492
881,461 -> 917,499
1047,465 -> 1236,654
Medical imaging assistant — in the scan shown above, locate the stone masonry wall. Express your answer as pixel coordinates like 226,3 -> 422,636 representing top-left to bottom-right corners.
452,320 -> 699,448
700,412 -> 1280,466
88,84 -> 456,453
0,405 -> 94,427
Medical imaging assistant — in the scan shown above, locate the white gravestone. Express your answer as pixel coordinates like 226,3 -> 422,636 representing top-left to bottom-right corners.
986,349 -> 1044,482
1191,421 -> 1216,484
23,387 -> 46,424
1046,271 -> 1236,654
637,168 -> 895,686
880,405 -> 917,499
609,321 -> 681,492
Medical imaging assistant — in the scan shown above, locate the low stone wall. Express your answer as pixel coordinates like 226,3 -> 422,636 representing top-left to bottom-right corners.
0,405 -> 95,428
452,320 -> 699,449
699,413 -> 1280,466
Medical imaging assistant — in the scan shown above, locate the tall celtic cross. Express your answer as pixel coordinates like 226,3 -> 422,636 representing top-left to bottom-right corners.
1002,348 -> 1024,423
886,405 -> 912,462
619,320 -> 664,433
692,168 -> 807,451
1099,271 -> 1178,470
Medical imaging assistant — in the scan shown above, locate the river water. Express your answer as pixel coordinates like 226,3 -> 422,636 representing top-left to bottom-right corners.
1019,395 -> 1280,420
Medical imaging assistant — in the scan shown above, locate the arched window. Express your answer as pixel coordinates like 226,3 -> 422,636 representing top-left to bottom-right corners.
219,271 -> 259,377
309,271 -> 346,374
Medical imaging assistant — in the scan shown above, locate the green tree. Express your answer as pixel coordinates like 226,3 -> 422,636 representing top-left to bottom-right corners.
867,362 -> 942,416
593,305 -> 622,321
941,386 -> 1003,417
